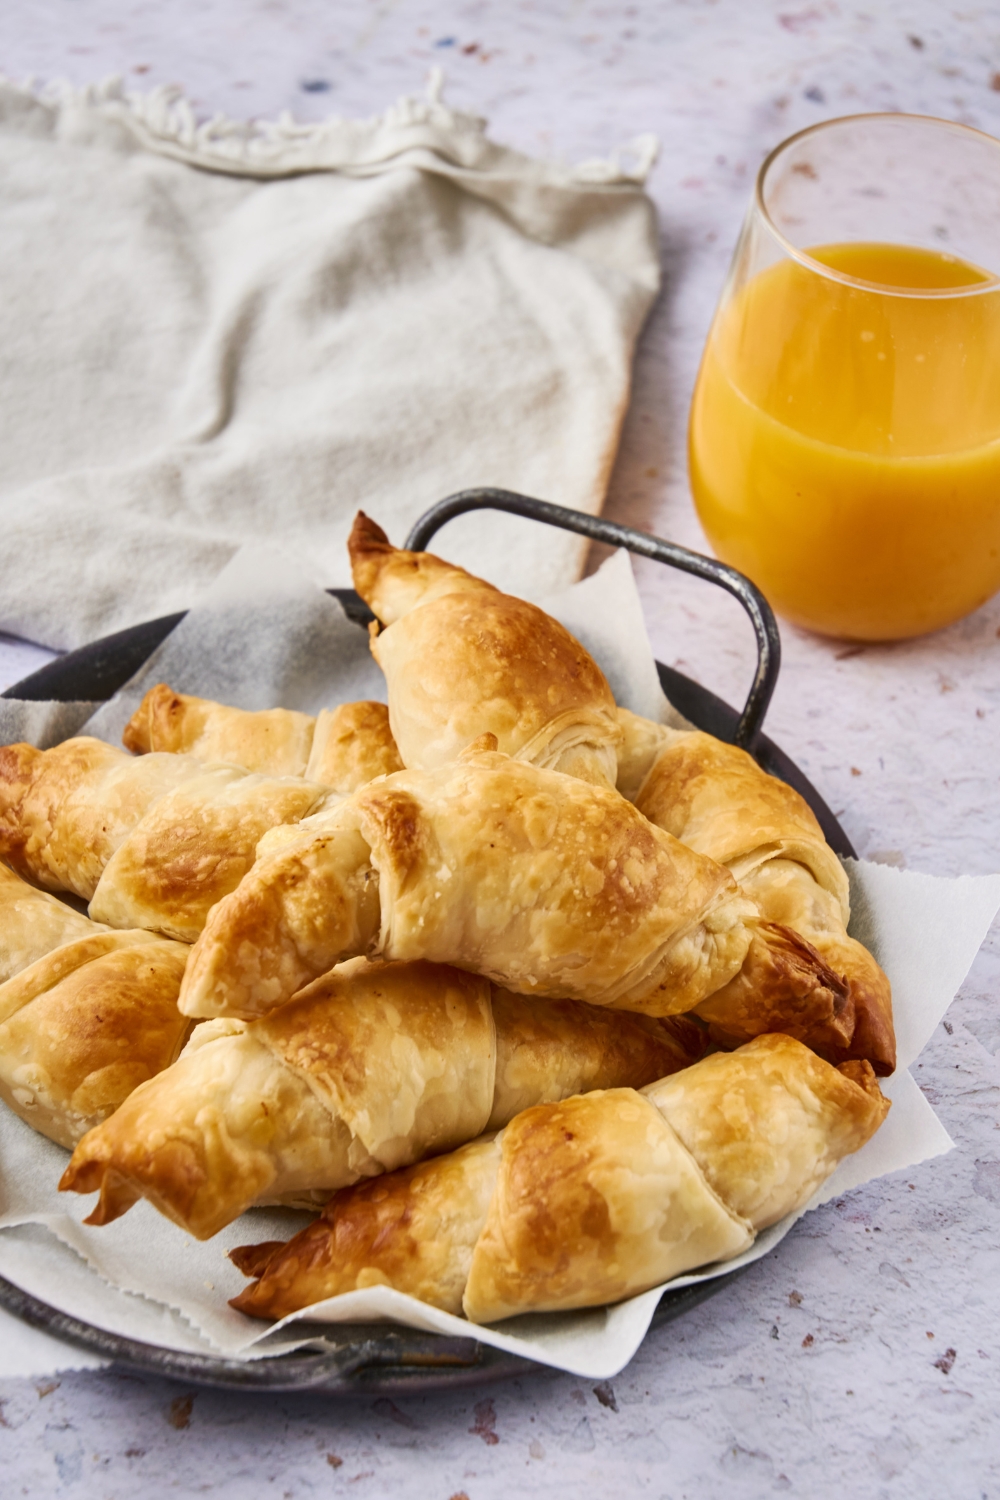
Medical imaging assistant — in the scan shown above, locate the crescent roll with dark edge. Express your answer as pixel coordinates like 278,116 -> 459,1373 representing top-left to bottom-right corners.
123,687 -> 403,791
178,744 -> 757,1022
60,960 -> 705,1239
348,513 -> 623,789
0,863 -> 192,1148
0,737 -> 329,942
229,1033 -> 889,1324
617,711 -> 895,1074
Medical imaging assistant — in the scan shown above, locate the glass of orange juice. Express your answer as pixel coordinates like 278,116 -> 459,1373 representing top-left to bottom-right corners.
688,114 -> 1000,640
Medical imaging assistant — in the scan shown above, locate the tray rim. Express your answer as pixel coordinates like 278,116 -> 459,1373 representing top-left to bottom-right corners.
0,599 -> 853,1393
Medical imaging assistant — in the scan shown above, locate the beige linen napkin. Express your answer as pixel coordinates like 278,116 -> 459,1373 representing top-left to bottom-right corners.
0,74 -> 660,651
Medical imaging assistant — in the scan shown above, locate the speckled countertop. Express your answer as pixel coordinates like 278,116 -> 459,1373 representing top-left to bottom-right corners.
1,3 -> 999,1495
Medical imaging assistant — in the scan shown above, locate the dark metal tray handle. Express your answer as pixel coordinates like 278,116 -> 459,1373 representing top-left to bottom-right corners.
406,488 -> 781,750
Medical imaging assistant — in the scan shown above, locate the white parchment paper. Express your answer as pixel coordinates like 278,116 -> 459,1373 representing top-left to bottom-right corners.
0,546 -> 997,1380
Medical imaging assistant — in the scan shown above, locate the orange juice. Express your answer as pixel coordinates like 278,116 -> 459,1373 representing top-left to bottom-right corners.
689,243 -> 1000,638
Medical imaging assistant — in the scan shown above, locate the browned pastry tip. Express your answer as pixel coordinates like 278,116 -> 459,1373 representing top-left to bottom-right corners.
836,1056 -> 884,1099
122,684 -> 186,755
834,960 -> 896,1076
347,511 -> 396,607
694,921 -> 855,1058
348,509 -> 391,554
62,1122 -> 211,1228
230,1135 -> 499,1320
458,732 -> 499,758
347,511 -> 496,626
73,1170 -> 143,1226
229,1242 -> 288,1279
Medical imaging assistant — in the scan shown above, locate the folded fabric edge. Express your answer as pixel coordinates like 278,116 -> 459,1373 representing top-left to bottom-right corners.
1,70 -> 660,187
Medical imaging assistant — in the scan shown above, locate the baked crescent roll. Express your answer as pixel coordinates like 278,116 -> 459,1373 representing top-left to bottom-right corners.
348,513 -> 622,788
0,863 -> 192,1148
617,712 -> 895,1074
178,747 -> 756,1022
60,962 -> 705,1239
123,687 -> 403,791
229,1034 -> 889,1323
0,738 -> 328,941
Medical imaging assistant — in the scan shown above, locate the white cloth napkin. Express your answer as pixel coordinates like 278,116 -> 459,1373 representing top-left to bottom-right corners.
0,74 -> 660,652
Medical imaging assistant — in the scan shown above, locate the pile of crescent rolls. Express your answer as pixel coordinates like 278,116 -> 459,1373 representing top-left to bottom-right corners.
0,514 -> 893,1327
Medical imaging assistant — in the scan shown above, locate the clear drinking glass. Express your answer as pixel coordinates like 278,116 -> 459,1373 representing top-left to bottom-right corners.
688,113 -> 1000,640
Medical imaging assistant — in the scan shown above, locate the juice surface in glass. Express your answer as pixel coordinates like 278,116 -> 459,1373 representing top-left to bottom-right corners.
689,242 -> 1000,639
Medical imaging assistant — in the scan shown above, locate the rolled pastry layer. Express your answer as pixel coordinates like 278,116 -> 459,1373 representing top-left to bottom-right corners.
178,747 -> 756,1021
348,513 -> 622,788
0,863 -> 192,1147
124,687 -> 403,790
617,712 -> 895,1074
0,737 -> 328,941
61,960 -> 703,1238
229,1034 -> 889,1323
0,861 -> 97,983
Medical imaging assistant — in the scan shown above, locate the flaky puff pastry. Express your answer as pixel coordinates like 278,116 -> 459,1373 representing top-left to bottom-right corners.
229,1034 -> 888,1324
62,960 -> 493,1237
617,713 -> 895,1074
487,988 -> 705,1130
348,513 -> 622,788
61,962 -> 705,1239
178,746 -> 755,1022
123,686 -> 402,791
0,864 -> 192,1148
0,861 -> 96,983
0,737 -> 328,941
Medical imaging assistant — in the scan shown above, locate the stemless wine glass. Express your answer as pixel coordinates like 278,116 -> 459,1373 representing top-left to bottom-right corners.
688,114 -> 1000,640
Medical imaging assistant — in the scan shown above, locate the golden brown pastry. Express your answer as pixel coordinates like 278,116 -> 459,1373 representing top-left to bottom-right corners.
0,737 -> 203,900
88,765 -> 327,943
123,686 -> 402,791
306,701 -> 404,791
0,861 -> 96,983
178,745 -> 757,1022
0,737 -> 328,941
617,712 -> 895,1074
348,513 -> 622,788
61,960 -> 493,1236
229,1034 -> 889,1323
0,863 -> 192,1148
60,962 -> 704,1239
123,686 -> 315,777
487,988 -> 705,1130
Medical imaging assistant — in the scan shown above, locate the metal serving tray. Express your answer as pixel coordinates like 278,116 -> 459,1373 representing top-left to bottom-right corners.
0,491 -> 853,1394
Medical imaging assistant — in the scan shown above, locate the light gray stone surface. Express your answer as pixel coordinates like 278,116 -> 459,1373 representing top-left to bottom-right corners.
1,2 -> 999,1494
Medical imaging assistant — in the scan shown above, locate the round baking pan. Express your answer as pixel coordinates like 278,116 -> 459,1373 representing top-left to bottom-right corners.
0,504 -> 854,1393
